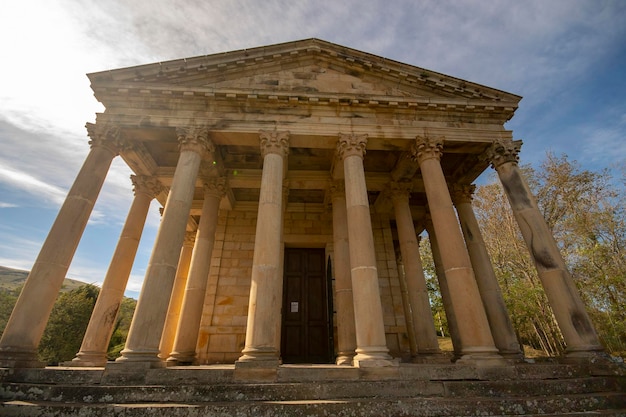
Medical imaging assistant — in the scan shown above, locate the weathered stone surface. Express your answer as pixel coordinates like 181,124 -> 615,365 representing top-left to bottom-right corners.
2,363 -> 625,416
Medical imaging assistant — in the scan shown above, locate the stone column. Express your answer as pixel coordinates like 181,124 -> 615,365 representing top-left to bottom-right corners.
0,123 -> 126,368
389,182 -> 441,359
330,181 -> 357,365
450,183 -> 522,358
116,125 -> 212,367
337,134 -> 395,367
396,253 -> 419,357
159,232 -> 195,360
236,131 -> 289,367
70,175 -> 162,367
168,177 -> 226,365
412,136 -> 501,365
487,139 -> 604,358
425,220 -> 462,359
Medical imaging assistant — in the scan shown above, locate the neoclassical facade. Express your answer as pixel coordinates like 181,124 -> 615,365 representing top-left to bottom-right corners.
0,39 -> 604,370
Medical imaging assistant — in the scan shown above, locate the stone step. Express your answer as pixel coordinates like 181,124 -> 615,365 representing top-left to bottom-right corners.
2,362 -> 619,386
2,362 -> 624,416
1,376 -> 623,404
2,393 -> 625,417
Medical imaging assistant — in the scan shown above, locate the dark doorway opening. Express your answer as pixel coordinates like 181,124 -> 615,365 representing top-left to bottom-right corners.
281,248 -> 333,363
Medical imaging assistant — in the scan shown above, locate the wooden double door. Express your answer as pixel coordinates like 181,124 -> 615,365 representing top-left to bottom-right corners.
281,248 -> 333,363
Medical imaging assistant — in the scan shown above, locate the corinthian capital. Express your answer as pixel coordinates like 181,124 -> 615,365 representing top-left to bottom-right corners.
203,177 -> 228,198
131,175 -> 164,199
259,130 -> 290,157
389,181 -> 412,203
176,125 -> 215,156
486,139 -> 523,169
411,136 -> 444,163
329,180 -> 345,201
336,133 -> 368,160
449,183 -> 476,205
85,122 -> 130,154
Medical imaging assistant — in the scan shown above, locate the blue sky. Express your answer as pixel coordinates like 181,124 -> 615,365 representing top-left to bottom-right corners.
0,0 -> 625,298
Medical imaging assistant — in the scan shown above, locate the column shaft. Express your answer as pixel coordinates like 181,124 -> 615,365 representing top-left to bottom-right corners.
71,175 -> 160,366
412,136 -> 501,364
117,126 -> 211,366
451,184 -> 522,358
330,182 -> 357,365
237,131 -> 289,366
390,186 -> 440,357
159,232 -> 195,359
396,257 -> 419,357
426,223 -> 462,359
488,140 -> 603,356
169,178 -> 225,364
0,123 -> 123,368
338,134 -> 394,367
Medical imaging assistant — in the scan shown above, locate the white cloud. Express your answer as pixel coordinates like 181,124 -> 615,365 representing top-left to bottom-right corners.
0,166 -> 67,206
0,232 -> 45,271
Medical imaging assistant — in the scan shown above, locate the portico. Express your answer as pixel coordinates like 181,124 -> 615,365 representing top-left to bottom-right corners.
0,39 -> 604,371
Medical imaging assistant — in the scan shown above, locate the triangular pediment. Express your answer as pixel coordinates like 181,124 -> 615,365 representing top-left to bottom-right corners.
88,38 -> 521,104
204,62 -> 438,98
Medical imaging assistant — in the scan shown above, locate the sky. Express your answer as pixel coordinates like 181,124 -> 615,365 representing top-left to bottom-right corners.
0,0 -> 625,299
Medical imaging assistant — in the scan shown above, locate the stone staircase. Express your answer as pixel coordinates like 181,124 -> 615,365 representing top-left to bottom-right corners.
1,361 -> 625,416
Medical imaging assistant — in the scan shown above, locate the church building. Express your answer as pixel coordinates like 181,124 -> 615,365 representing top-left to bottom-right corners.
0,39 -> 604,372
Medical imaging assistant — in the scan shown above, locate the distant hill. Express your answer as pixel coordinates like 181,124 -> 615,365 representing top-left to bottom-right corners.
0,266 -> 92,293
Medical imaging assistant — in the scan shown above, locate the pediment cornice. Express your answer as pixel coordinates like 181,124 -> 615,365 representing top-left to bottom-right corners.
88,38 -> 521,106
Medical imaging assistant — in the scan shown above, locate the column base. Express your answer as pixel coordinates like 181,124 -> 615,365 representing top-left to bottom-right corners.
236,346 -> 281,368
234,348 -> 280,381
352,347 -> 398,368
455,346 -> 506,367
335,354 -> 355,366
562,346 -> 610,364
64,351 -> 107,367
115,348 -> 165,368
498,349 -> 525,362
0,348 -> 45,368
166,351 -> 196,367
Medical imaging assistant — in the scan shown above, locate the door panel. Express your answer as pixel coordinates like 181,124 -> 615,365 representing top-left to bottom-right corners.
281,248 -> 331,363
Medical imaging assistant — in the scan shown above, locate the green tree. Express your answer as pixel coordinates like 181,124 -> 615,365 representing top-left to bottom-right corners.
0,287 -> 20,336
38,284 -> 99,365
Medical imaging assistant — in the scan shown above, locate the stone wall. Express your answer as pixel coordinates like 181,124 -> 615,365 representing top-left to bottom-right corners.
195,204 -> 410,364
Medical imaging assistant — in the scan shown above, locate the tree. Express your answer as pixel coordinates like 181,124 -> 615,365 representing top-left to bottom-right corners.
38,284 -> 99,365
0,287 -> 20,337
